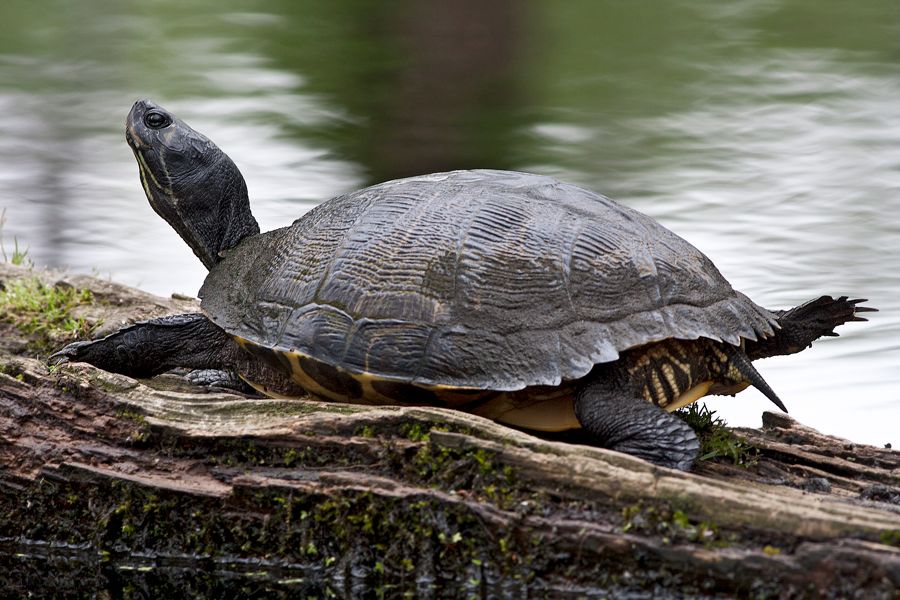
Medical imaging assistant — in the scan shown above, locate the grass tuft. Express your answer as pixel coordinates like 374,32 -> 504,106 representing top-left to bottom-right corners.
675,403 -> 758,466
0,208 -> 31,266
0,277 -> 96,352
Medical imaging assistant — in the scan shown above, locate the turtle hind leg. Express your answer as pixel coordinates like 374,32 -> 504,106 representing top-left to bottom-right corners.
747,296 -> 876,361
49,313 -> 234,378
185,369 -> 259,395
574,375 -> 700,471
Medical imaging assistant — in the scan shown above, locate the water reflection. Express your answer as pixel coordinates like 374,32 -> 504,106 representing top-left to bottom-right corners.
359,0 -> 523,181
0,0 -> 897,445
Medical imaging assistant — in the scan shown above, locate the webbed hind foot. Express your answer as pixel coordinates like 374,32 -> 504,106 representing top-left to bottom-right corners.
747,296 -> 876,360
185,369 -> 259,395
574,377 -> 700,471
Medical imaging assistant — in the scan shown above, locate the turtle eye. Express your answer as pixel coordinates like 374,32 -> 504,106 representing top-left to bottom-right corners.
144,111 -> 171,129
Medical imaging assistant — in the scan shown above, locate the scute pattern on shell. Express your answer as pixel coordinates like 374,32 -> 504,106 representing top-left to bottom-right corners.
200,170 -> 777,390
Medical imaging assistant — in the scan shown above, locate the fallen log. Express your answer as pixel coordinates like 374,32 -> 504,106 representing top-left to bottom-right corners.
0,262 -> 897,598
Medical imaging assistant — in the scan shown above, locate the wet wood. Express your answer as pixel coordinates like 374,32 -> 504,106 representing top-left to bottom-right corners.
0,262 -> 898,598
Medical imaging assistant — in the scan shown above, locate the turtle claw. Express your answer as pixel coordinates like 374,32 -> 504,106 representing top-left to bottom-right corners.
185,369 -> 257,394
48,340 -> 92,367
846,298 -> 877,322
799,296 -> 877,332
849,297 -> 876,308
795,296 -> 876,341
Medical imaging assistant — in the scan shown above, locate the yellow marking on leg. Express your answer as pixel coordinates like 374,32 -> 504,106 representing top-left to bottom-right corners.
663,381 -> 713,413
650,370 -> 667,406
660,363 -> 680,393
659,361 -> 687,406
712,346 -> 729,365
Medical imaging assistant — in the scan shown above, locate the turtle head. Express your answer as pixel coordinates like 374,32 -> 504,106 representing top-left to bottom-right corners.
126,99 -> 260,270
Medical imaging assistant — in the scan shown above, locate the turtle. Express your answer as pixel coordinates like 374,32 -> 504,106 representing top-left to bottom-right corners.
50,99 -> 875,470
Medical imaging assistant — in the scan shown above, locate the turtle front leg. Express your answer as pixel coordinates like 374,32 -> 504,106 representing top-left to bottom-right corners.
50,313 -> 305,397
574,373 -> 700,471
49,313 -> 234,377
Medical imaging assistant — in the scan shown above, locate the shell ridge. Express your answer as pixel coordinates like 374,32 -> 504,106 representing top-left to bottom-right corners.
559,210 -> 582,318
449,186 -> 489,320
311,189 -> 385,304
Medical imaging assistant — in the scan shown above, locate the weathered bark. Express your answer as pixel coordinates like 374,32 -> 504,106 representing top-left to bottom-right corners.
0,262 -> 898,599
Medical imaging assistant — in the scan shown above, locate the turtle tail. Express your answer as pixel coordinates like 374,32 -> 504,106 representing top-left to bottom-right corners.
723,345 -> 788,413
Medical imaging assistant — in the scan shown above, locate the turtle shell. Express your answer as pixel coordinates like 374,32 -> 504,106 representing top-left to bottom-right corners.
199,170 -> 777,392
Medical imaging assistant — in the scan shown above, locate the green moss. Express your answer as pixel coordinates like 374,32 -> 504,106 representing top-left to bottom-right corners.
185,436 -> 353,471
196,398 -> 368,420
85,371 -> 139,393
0,276 -> 97,353
401,438 -> 522,510
880,530 -> 900,548
110,407 -> 152,444
356,425 -> 376,438
399,422 -> 431,442
675,403 -> 758,465
621,501 -> 723,546
116,408 -> 147,424
396,419 -> 483,444
282,448 -> 301,466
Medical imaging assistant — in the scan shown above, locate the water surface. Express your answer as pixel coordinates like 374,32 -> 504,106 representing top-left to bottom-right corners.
1,0 -> 898,445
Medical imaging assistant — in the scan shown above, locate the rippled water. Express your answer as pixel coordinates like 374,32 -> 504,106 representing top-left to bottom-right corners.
1,0 -> 897,445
